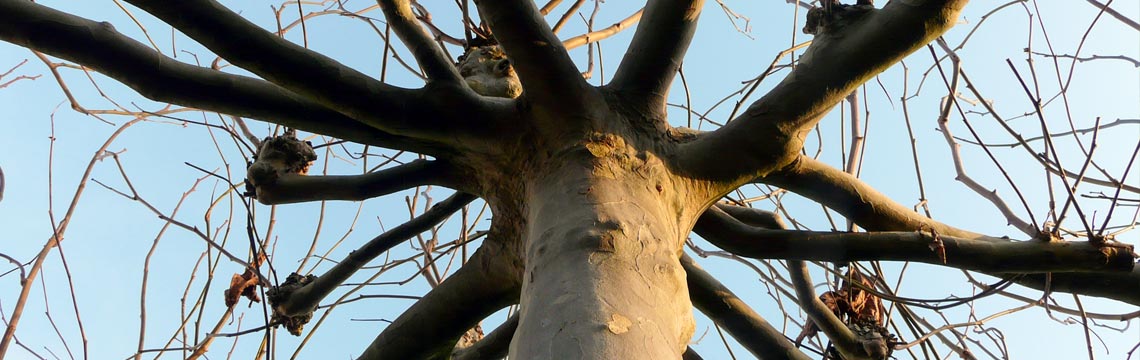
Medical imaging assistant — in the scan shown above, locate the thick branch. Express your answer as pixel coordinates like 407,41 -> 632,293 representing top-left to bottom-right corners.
682,254 -> 811,360
275,193 -> 477,317
124,0 -> 499,146
755,158 -> 1140,305
475,0 -> 592,112
252,160 -> 458,205
610,0 -> 703,112
0,0 -> 443,154
377,0 -> 463,82
359,229 -> 522,359
697,206 -> 1140,306
1014,269 -> 1140,307
695,206 -> 1136,273
680,0 -> 968,181
764,156 -> 985,239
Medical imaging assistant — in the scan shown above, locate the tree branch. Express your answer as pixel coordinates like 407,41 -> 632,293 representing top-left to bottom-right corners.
377,0 -> 463,83
1084,0 -> 1140,30
763,156 -> 985,239
274,192 -> 478,318
699,206 -> 867,358
561,9 -> 644,51
788,259 -> 866,359
1014,269 -> 1140,307
358,229 -> 522,360
251,159 -> 458,205
682,347 -> 705,360
610,0 -> 703,113
698,204 -> 1140,307
695,206 -> 1136,273
713,203 -> 784,230
124,0 -> 499,146
0,0 -> 445,154
758,155 -> 1140,305
682,254 -> 812,360
680,0 -> 968,181
474,0 -> 592,112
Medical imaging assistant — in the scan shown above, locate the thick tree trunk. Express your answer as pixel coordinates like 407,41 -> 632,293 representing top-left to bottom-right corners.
510,134 -> 700,359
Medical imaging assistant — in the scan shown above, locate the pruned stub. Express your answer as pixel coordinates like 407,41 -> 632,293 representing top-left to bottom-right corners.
458,45 -> 522,99
244,131 -> 316,199
267,272 -> 318,336
802,0 -> 875,35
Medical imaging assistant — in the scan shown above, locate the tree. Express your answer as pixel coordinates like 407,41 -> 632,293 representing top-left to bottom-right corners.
0,0 -> 1137,359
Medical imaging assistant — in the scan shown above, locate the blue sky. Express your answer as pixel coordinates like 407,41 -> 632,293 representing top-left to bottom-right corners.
1,1 -> 1138,359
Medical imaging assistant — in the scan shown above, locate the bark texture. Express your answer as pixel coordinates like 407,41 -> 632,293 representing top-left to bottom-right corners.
512,131 -> 709,359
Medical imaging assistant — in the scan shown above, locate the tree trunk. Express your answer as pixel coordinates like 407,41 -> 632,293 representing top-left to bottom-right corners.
511,133 -> 701,359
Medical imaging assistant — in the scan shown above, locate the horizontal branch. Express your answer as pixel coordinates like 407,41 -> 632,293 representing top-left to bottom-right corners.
1014,269 -> 1140,307
251,160 -> 457,204
693,205 -> 1140,307
0,0 -> 445,154
682,254 -> 811,360
125,0 -> 501,147
680,0 -> 968,181
697,206 -> 1134,273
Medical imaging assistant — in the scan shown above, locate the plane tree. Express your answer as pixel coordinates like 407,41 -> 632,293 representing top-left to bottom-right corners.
0,0 -> 1137,359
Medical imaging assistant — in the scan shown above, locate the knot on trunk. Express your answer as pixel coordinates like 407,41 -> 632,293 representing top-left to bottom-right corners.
803,0 -> 875,35
458,45 -> 522,99
267,272 -> 318,336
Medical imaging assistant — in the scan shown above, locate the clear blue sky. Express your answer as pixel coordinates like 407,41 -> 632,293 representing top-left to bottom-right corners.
1,1 -> 1138,359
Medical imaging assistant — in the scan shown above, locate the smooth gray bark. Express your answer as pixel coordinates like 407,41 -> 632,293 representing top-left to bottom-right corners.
512,138 -> 706,358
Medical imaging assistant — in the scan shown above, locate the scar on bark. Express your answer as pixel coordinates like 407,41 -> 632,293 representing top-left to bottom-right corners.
458,44 -> 522,99
803,0 -> 876,35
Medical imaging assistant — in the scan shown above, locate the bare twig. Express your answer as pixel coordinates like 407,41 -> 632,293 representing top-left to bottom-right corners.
1083,0 -> 1140,30
0,118 -> 142,357
0,59 -> 39,88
